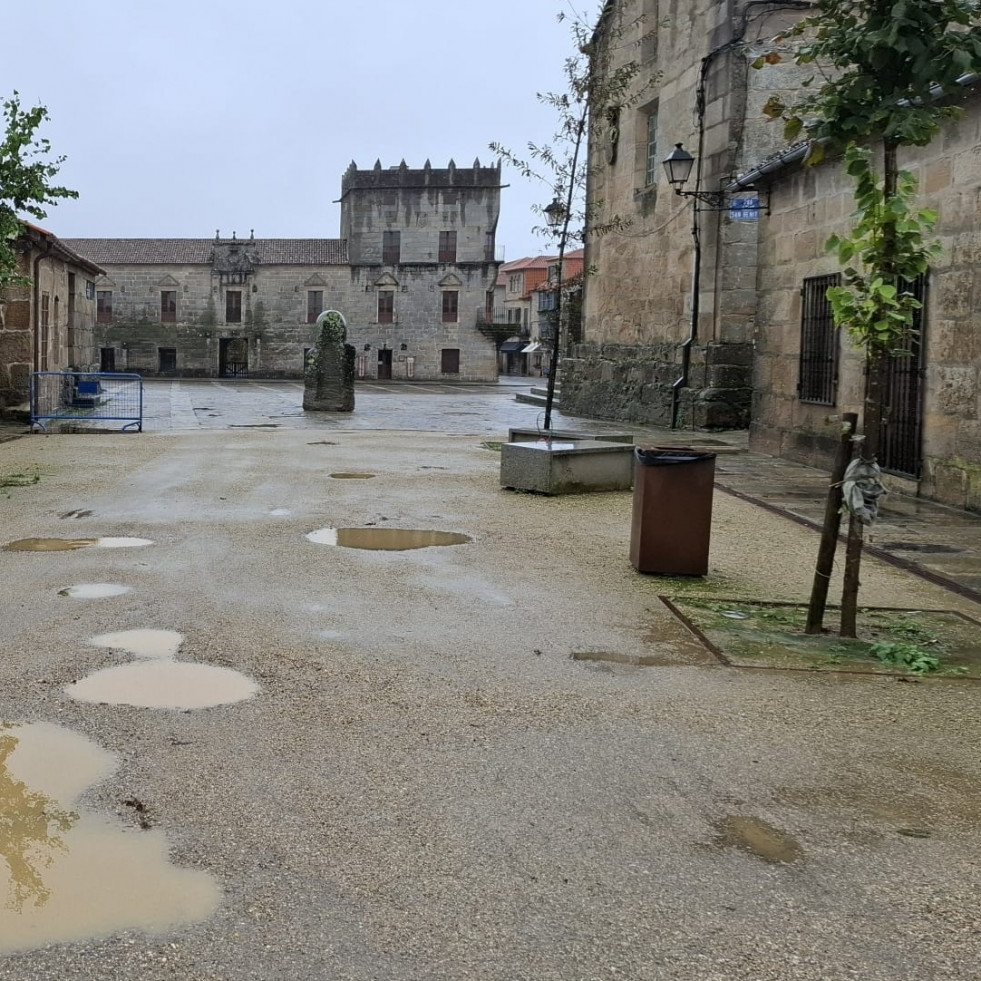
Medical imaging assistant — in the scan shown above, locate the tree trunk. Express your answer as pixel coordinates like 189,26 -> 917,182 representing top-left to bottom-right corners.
839,141 -> 898,638
806,412 -> 857,634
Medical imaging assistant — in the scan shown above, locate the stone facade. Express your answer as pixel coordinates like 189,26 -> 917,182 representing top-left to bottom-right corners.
64,159 -> 503,383
751,85 -> 981,512
0,224 -> 103,408
565,0 -> 811,428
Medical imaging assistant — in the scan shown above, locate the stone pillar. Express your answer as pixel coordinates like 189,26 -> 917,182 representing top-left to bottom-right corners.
303,310 -> 355,412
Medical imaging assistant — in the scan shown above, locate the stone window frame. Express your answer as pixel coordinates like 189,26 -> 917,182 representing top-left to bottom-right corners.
382,230 -> 401,264
161,290 -> 177,324
226,290 -> 243,324
96,290 -> 113,324
438,230 -> 457,264
643,104 -> 659,187
377,290 -> 395,324
441,289 -> 459,324
307,290 -> 324,324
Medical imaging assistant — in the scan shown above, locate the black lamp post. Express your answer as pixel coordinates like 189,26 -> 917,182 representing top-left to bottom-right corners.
541,192 -> 569,433
663,143 -> 727,210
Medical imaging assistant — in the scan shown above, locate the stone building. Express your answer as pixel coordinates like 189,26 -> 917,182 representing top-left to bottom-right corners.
562,0 -> 811,428
748,81 -> 981,512
64,159 -> 503,382
0,223 -> 104,408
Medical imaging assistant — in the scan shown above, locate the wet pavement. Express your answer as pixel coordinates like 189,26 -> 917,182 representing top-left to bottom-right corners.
2,378 -> 981,980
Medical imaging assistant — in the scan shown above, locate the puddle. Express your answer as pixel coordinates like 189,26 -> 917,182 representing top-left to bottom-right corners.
59,584 -> 133,600
0,721 -> 219,953
229,424 -> 279,429
571,651 -> 671,667
306,527 -> 471,550
59,509 -> 93,519
65,630 -> 258,710
328,473 -> 376,480
712,816 -> 803,864
89,629 -> 183,659
268,508 -> 292,516
4,537 -> 153,552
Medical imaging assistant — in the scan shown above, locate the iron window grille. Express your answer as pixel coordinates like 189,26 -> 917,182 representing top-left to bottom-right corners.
798,273 -> 841,405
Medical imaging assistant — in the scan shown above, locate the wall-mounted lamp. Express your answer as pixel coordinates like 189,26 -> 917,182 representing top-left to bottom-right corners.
543,194 -> 566,234
400,343 -> 407,351
363,343 -> 371,351
662,144 -> 728,210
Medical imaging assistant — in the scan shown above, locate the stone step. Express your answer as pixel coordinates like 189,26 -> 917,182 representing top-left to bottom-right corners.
514,392 -> 557,408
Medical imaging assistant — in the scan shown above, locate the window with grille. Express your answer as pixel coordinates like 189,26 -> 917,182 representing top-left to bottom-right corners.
383,231 -> 401,264
798,274 -> 841,404
377,291 -> 394,324
161,290 -> 177,323
438,230 -> 457,263
226,290 -> 242,323
441,290 -> 458,323
97,290 -> 113,324
307,290 -> 324,324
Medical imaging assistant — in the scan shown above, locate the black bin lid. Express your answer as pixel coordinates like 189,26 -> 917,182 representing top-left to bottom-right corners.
634,447 -> 717,466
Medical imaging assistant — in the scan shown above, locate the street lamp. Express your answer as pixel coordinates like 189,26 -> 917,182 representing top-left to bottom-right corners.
544,195 -> 566,234
662,144 -> 727,210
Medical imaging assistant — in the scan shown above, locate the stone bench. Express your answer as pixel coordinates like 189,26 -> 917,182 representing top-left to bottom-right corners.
507,427 -> 634,444
500,440 -> 635,495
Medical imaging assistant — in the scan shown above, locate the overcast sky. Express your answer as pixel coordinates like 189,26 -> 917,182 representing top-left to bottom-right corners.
2,1 -> 588,261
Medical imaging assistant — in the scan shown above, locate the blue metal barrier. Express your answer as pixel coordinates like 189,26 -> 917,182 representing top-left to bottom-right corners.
30,372 -> 143,432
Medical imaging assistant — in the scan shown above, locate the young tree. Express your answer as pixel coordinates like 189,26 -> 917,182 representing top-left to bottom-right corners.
759,1 -> 981,635
0,92 -> 78,288
491,5 -> 653,430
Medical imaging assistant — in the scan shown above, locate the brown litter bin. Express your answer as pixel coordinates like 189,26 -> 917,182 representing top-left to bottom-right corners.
629,447 -> 716,575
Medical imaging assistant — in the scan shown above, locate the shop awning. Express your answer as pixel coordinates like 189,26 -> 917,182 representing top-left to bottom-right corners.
499,340 -> 526,353
521,342 -> 541,354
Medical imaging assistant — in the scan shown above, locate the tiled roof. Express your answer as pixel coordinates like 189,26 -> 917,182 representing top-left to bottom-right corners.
22,223 -> 106,276
499,255 -> 557,272
62,238 -> 349,266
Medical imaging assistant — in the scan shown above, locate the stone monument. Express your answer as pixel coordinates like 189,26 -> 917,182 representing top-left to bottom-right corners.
303,310 -> 355,412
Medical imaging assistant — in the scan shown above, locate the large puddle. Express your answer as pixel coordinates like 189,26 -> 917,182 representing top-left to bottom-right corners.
306,527 -> 471,551
712,816 -> 803,864
59,584 -> 133,600
4,537 -> 154,552
65,630 -> 259,710
0,721 -> 219,953
328,473 -> 375,480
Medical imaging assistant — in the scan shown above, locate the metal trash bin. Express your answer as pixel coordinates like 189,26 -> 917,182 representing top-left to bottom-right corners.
629,447 -> 716,575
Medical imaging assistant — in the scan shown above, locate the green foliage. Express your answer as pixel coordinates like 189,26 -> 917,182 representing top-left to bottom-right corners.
0,93 -> 78,289
868,640 -> 941,675
824,147 -> 941,353
760,0 -> 981,152
757,2 -> 981,359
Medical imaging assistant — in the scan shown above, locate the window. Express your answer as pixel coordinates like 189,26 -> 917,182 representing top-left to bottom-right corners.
307,290 -> 324,324
438,230 -> 457,263
85,280 -> 95,300
158,347 -> 177,373
97,290 -> 113,324
226,290 -> 242,323
441,290 -> 458,323
508,273 -> 522,294
382,230 -> 401,264
644,110 -> 659,186
161,290 -> 177,323
484,231 -> 495,262
441,348 -> 460,374
377,291 -> 394,324
40,293 -> 50,370
798,274 -> 841,404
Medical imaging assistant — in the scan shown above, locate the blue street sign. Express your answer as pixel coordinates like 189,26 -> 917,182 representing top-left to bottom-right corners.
729,197 -> 760,221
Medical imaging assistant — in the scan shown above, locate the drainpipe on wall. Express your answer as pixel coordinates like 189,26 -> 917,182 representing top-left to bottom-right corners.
32,237 -> 54,374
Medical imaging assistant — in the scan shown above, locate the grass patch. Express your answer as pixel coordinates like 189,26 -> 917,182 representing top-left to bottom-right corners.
481,440 -> 503,452
669,598 -> 980,677
0,469 -> 40,488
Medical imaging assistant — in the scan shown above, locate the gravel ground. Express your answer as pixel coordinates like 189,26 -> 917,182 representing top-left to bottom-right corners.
1,426 -> 980,980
